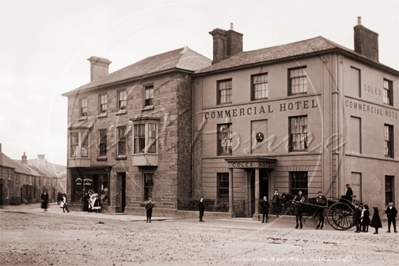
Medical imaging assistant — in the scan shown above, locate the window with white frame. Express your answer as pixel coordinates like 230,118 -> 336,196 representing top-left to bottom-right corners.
80,98 -> 88,117
289,67 -> 307,95
252,73 -> 268,100
218,123 -> 232,155
289,116 -> 308,151
218,79 -> 232,104
70,131 -> 89,158
384,124 -> 394,158
99,94 -> 107,113
118,90 -> 127,110
134,122 -> 157,154
145,85 -> 154,107
383,79 -> 393,106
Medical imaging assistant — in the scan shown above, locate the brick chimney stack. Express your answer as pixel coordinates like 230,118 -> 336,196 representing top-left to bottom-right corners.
209,23 -> 243,64
354,16 -> 379,62
22,152 -> 28,164
88,56 -> 112,81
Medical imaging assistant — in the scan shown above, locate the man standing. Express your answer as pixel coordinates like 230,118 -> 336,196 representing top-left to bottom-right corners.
293,191 -> 306,229
385,202 -> 398,233
261,196 -> 269,223
199,197 -> 205,222
353,204 -> 362,233
315,191 -> 327,229
271,189 -> 281,217
342,184 -> 353,201
145,198 -> 155,223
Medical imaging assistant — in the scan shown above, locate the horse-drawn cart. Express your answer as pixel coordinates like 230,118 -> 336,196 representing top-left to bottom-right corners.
282,193 -> 361,231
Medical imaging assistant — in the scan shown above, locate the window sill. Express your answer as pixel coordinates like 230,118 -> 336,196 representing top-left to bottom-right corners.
116,109 -> 127,115
115,155 -> 127,160
288,92 -> 307,96
96,157 -> 107,161
97,113 -> 107,118
79,116 -> 87,121
142,105 -> 154,111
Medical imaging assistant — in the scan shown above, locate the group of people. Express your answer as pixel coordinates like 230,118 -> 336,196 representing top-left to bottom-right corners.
353,202 -> 397,234
257,184 -> 398,233
40,190 -> 70,213
83,190 -> 101,213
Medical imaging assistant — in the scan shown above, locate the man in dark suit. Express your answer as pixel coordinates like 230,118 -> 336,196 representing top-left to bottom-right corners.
261,196 -> 270,223
315,191 -> 327,229
271,189 -> 281,217
293,191 -> 306,229
353,204 -> 362,233
199,197 -> 205,222
145,198 -> 155,223
385,202 -> 398,233
342,184 -> 353,201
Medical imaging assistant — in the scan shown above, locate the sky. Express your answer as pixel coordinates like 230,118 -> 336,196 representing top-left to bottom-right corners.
0,0 -> 398,166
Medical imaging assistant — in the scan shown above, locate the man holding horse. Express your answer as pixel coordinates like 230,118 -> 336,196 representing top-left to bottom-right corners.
293,190 -> 306,229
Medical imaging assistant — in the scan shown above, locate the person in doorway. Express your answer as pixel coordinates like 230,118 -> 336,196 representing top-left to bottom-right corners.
361,204 -> 370,232
83,191 -> 89,212
370,207 -> 382,234
271,189 -> 281,217
385,202 -> 397,233
293,191 -> 306,229
145,198 -> 155,223
199,197 -> 205,222
315,191 -> 327,229
261,196 -> 269,223
341,184 -> 353,201
61,194 -> 70,213
41,190 -> 49,212
353,204 -> 362,233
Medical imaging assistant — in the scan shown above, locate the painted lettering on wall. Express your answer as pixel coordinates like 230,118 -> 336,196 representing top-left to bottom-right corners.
364,84 -> 382,96
204,100 -> 318,119
345,99 -> 398,120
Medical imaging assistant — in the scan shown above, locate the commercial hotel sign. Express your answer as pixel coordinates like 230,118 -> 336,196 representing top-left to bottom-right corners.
204,99 -> 319,119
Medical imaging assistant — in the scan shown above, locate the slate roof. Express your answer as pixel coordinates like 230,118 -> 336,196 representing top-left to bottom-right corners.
195,36 -> 398,75
0,152 -> 39,176
62,47 -> 211,96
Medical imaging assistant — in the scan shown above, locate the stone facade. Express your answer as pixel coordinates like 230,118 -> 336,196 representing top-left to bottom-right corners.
63,48 -> 211,215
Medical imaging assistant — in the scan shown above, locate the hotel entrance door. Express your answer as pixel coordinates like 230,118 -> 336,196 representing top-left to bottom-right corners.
250,169 -> 269,217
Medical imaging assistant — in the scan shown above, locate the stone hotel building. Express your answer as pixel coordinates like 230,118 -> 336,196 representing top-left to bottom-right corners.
64,18 -> 398,217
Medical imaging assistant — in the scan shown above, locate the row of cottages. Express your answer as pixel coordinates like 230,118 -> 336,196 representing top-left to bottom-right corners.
63,18 -> 398,218
0,145 -> 62,206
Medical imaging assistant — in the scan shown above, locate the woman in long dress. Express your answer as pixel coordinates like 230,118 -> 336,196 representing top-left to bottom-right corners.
41,190 -> 49,212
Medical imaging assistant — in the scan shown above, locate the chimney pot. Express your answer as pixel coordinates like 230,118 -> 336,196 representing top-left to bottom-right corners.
88,56 -> 112,81
22,152 -> 28,164
230,22 -> 233,30
358,16 -> 361,25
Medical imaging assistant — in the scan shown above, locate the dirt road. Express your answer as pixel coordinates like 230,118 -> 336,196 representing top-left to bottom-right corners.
0,211 -> 398,265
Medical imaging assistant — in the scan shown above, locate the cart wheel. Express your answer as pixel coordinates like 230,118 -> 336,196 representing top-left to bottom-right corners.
327,202 -> 354,230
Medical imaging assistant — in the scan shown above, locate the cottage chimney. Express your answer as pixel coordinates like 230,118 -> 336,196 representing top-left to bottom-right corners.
87,56 -> 112,81
0,143 -> 2,152
209,23 -> 243,64
22,152 -> 28,164
354,17 -> 379,61
38,154 -> 45,167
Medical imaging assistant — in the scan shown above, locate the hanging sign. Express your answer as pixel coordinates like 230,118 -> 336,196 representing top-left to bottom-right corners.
75,177 -> 82,186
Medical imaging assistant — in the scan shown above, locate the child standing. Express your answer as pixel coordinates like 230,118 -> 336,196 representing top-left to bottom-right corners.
61,194 -> 70,213
370,207 -> 382,234
361,205 -> 370,232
